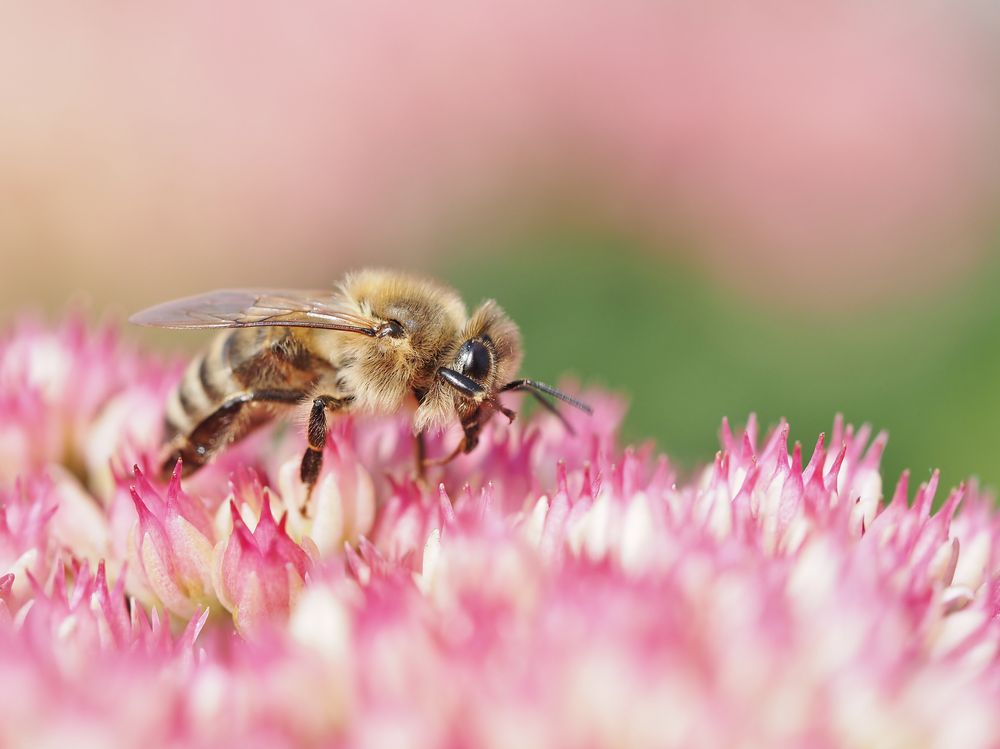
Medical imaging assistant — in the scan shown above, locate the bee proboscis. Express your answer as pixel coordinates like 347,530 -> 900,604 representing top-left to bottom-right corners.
131,269 -> 591,495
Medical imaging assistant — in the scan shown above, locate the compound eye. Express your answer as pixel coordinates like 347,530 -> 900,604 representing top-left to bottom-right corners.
456,339 -> 492,381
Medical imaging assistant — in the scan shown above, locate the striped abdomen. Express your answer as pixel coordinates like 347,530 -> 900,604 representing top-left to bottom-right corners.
162,327 -> 332,476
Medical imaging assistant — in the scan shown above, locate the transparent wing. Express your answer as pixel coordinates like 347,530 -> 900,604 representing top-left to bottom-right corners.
129,289 -> 379,335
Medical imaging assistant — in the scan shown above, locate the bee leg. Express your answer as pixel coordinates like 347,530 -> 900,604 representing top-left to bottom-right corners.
421,436 -> 467,468
164,388 -> 304,479
415,431 -> 429,477
299,395 -> 351,506
420,414 -> 484,470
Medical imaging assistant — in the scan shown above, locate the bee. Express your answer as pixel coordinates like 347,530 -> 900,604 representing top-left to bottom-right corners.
131,269 -> 591,494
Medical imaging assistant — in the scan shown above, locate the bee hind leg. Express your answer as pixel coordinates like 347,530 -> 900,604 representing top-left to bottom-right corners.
162,389 -> 305,481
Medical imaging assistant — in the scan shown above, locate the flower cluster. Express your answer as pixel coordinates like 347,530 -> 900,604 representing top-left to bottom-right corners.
1,318 -> 999,748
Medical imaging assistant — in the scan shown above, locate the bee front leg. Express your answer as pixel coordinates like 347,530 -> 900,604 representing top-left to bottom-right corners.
299,395 -> 351,505
420,419 -> 479,469
421,436 -> 467,468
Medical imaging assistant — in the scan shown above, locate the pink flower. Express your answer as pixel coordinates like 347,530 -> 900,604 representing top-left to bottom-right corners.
0,573 -> 13,622
127,464 -> 217,620
0,471 -> 108,607
16,559 -> 207,661
0,559 -> 209,749
0,478 -> 58,607
3,318 -> 1000,747
214,495 -> 313,634
0,317 -> 175,491
274,422 -> 376,556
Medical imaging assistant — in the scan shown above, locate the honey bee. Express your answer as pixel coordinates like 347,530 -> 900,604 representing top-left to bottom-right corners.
131,269 -> 591,494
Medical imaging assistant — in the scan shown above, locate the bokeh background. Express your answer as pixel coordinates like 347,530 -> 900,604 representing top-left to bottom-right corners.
2,1 -> 999,490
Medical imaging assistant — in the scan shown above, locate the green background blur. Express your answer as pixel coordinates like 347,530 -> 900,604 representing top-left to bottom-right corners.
441,229 -> 1000,493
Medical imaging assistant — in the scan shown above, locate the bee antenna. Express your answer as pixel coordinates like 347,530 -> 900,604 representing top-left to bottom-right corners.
525,390 -> 575,435
500,380 -> 593,415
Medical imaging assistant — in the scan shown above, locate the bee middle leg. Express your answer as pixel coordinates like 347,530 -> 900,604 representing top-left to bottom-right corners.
299,395 -> 352,495
414,431 -> 427,480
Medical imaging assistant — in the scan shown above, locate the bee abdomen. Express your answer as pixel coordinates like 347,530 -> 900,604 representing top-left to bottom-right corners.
164,333 -> 241,442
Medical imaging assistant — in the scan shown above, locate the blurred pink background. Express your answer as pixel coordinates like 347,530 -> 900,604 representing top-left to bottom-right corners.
1,0 -> 998,317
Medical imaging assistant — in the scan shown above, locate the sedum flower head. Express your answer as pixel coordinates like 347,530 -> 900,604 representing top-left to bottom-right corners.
0,318 -> 173,493
215,493 -> 313,634
127,464 -> 217,620
1,319 -> 1000,747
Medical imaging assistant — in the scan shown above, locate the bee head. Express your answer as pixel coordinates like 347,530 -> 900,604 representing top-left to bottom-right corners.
413,300 -> 522,433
